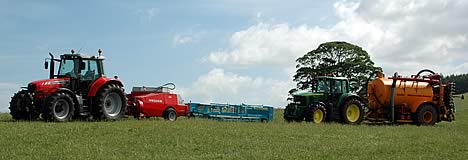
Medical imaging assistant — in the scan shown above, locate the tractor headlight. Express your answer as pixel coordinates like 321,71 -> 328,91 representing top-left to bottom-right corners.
27,83 -> 36,91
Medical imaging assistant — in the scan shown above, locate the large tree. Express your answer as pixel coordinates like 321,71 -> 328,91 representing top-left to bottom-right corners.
291,41 -> 381,95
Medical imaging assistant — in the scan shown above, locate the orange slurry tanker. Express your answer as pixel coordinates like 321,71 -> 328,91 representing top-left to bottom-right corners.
366,69 -> 460,125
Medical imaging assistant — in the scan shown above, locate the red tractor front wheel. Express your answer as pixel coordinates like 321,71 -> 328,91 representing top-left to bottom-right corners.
42,92 -> 75,122
9,90 -> 39,120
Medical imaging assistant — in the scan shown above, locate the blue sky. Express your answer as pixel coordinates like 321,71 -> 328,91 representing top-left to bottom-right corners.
1,0 -> 467,111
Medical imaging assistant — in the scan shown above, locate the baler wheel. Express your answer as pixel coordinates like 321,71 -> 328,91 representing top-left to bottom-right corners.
42,92 -> 75,122
341,99 -> 365,125
164,108 -> 177,121
415,104 -> 436,126
93,84 -> 127,120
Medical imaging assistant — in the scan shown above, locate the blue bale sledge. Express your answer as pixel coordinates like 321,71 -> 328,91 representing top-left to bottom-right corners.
189,103 -> 274,122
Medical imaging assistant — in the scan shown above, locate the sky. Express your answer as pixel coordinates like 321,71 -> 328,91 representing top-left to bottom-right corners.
1,0 -> 467,112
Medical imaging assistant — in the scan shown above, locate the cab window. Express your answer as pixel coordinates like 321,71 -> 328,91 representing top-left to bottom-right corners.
58,59 -> 77,78
334,80 -> 343,94
342,80 -> 348,93
177,94 -> 184,105
80,60 -> 99,80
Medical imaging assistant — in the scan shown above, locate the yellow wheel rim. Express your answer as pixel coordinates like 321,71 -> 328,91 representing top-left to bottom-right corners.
313,109 -> 324,123
346,104 -> 360,122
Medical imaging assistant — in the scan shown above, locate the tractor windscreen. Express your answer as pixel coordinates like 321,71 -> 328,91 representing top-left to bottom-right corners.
58,59 -> 76,78
312,79 -> 330,93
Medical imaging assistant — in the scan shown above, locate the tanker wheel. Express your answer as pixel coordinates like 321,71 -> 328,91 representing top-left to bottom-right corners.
43,92 -> 75,122
415,104 -> 437,126
93,84 -> 127,120
164,108 -> 177,121
341,98 -> 365,125
9,90 -> 39,120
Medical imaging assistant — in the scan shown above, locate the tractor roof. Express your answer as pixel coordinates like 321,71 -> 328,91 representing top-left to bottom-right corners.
316,76 -> 348,80
61,54 -> 105,60
293,90 -> 325,96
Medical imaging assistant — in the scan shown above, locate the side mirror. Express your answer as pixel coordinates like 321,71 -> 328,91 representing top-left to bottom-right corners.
44,61 -> 49,69
462,95 -> 465,100
80,62 -> 86,70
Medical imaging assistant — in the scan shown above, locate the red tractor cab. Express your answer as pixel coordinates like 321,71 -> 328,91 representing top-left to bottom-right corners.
127,83 -> 189,121
9,49 -> 127,121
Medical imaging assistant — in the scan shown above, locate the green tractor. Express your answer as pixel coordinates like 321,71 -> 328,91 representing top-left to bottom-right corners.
284,76 -> 365,124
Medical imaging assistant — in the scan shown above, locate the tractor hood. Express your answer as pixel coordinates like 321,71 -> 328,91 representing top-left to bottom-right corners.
28,78 -> 69,93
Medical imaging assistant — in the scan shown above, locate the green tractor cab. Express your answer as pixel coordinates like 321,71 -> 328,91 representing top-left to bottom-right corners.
284,76 -> 365,124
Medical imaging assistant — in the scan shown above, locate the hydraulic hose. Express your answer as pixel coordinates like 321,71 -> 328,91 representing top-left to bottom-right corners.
415,69 -> 435,78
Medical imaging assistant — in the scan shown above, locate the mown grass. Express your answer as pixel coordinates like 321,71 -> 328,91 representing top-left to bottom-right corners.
0,94 -> 467,160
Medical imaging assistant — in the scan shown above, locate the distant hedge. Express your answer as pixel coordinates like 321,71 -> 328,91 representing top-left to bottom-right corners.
444,74 -> 468,94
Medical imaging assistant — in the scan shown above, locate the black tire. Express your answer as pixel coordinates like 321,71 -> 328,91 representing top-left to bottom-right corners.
341,98 -> 365,125
415,104 -> 437,126
42,92 -> 75,122
9,90 -> 39,120
305,104 -> 327,124
129,105 -> 141,119
164,108 -> 177,121
283,104 -> 296,122
93,84 -> 127,120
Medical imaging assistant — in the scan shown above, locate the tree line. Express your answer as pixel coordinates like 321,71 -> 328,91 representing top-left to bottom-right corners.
444,74 -> 468,94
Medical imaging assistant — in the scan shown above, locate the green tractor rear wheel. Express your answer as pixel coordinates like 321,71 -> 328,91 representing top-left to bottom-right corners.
341,98 -> 364,125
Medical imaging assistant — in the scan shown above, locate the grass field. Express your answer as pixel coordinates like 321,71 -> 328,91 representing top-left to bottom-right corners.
0,94 -> 467,160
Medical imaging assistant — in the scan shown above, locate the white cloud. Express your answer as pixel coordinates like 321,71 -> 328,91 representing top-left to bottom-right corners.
172,28 -> 206,47
206,23 -> 333,66
188,0 -> 468,108
0,82 -> 21,112
207,0 -> 468,76
173,35 -> 194,47
178,68 -> 294,108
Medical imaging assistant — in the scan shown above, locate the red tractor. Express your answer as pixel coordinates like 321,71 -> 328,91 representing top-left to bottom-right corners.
127,83 -> 190,121
9,49 -> 127,121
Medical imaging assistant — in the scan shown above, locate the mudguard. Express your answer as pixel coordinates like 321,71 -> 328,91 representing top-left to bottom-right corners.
87,77 -> 123,97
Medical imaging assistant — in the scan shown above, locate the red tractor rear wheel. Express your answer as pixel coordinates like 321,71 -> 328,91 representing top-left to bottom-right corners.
93,84 -> 127,120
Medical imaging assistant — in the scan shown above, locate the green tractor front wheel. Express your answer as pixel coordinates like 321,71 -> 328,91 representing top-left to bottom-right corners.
341,98 -> 365,125
305,105 -> 327,124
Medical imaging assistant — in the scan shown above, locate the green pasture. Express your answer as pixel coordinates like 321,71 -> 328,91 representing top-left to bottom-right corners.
0,94 -> 467,160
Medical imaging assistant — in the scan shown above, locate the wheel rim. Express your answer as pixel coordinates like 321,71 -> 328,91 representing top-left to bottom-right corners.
104,93 -> 122,117
168,112 -> 176,121
313,109 -> 324,123
54,99 -> 70,119
346,104 -> 360,122
423,111 -> 433,123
